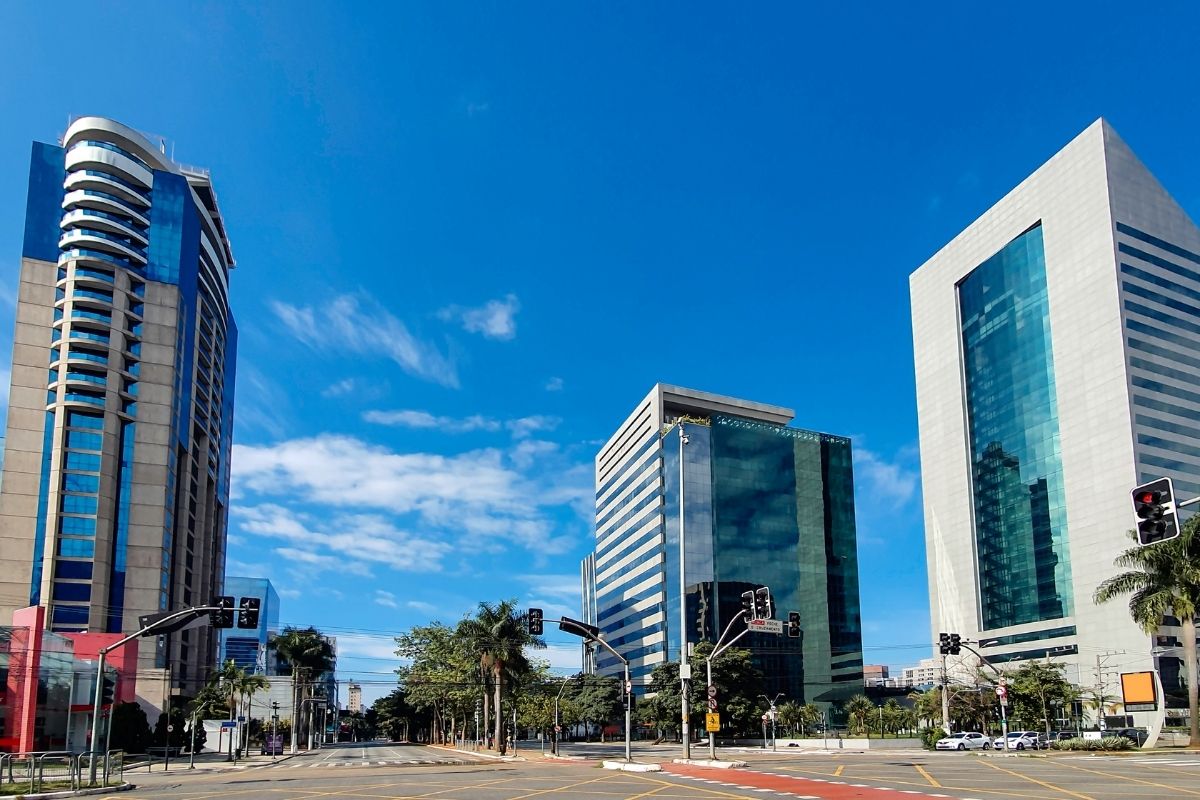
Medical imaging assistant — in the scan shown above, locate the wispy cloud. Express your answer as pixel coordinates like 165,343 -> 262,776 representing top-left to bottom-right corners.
854,446 -> 919,510
273,294 -> 458,387
322,378 -> 356,397
375,590 -> 400,608
363,410 -> 560,439
544,377 -> 564,392
439,294 -> 519,341
336,633 -> 399,662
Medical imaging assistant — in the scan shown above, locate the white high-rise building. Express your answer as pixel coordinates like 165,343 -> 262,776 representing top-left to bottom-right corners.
910,119 -> 1200,712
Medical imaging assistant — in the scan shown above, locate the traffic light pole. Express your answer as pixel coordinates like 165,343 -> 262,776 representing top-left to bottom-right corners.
706,609 -> 750,760
558,618 -> 632,762
88,605 -> 218,784
677,422 -> 690,761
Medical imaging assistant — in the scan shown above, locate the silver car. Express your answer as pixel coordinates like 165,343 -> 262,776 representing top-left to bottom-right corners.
935,732 -> 991,751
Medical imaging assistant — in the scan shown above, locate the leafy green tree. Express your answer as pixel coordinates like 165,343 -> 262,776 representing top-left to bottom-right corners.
456,600 -> 545,755
1095,521 -> 1200,747
775,701 -> 802,735
108,701 -> 152,754
396,622 -> 478,744
373,689 -> 424,742
881,698 -> 906,736
640,643 -> 763,739
909,688 -> 941,728
1007,662 -> 1076,736
573,673 -> 622,741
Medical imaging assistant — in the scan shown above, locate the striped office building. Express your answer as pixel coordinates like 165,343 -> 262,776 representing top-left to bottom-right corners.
582,384 -> 864,704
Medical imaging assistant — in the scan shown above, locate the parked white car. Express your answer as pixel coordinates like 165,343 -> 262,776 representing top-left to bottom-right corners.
935,732 -> 991,751
992,731 -> 1043,750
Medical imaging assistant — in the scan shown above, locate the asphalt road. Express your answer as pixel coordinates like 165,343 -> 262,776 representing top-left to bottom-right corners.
105,742 -> 1200,800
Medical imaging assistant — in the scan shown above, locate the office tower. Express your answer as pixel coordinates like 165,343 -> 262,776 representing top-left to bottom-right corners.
911,119 -> 1200,703
582,384 -> 863,707
348,683 -> 362,714
0,117 -> 237,707
219,577 -> 280,674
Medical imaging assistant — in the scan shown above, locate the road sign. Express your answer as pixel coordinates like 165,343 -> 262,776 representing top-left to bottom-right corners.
707,684 -> 718,698
748,618 -> 784,634
705,713 -> 720,732
995,686 -> 1007,698
707,698 -> 718,711
237,716 -> 245,722
167,725 -> 174,733
554,725 -> 561,733
220,721 -> 236,728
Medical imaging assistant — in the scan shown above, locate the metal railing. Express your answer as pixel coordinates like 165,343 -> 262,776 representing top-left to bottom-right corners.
0,750 -> 125,793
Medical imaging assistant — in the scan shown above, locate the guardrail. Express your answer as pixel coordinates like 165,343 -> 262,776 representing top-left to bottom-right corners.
0,749 -> 125,793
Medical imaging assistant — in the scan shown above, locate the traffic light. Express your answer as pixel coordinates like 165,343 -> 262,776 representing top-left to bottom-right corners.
237,596 -> 261,629
754,587 -> 773,620
212,595 -> 235,628
101,672 -> 115,705
949,633 -> 961,655
741,590 -> 755,620
938,632 -> 951,655
787,611 -> 800,638
558,616 -> 599,639
1132,477 -> 1179,545
528,608 -> 543,636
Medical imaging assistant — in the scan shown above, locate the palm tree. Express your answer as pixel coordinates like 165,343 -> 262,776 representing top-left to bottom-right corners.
457,600 -> 544,755
844,694 -> 875,737
1094,518 -> 1200,748
271,627 -> 335,751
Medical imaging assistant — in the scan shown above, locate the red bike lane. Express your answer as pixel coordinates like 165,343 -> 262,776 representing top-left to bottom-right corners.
663,763 -> 959,799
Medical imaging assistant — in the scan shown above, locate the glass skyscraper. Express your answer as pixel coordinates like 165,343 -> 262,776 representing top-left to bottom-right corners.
911,119 -> 1200,713
583,384 -> 863,710
0,117 -> 237,710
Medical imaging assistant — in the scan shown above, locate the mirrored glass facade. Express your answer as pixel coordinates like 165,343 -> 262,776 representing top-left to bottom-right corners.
958,224 -> 1073,630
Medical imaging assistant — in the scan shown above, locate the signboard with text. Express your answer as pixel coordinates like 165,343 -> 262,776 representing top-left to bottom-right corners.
705,713 -> 720,732
747,618 -> 784,634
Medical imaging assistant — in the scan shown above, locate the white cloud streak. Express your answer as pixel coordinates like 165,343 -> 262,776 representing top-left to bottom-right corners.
362,410 -> 560,440
273,294 -> 458,387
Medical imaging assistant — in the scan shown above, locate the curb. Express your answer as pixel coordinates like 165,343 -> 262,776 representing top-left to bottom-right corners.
602,760 -> 662,772
20,782 -> 134,799
429,745 -> 523,762
672,758 -> 747,769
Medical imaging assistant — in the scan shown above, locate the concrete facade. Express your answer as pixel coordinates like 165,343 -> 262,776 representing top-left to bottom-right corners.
911,119 -> 1200,713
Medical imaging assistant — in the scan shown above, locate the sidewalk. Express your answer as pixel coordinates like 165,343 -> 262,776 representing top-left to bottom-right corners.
124,750 -> 299,774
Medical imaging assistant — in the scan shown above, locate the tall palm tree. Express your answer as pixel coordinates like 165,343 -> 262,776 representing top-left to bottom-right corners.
1094,518 -> 1200,748
457,600 -> 544,755
271,627 -> 335,751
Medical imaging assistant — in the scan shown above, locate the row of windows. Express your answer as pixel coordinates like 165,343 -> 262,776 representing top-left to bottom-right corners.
60,516 -> 95,536
596,488 -> 662,541
1119,241 -> 1200,286
1133,375 -> 1200,407
596,522 -> 662,575
1123,281 -> 1200,322
596,572 -> 664,616
1129,356 -> 1200,390
52,581 -> 91,602
1118,222 -> 1200,266
57,538 -> 94,558
1128,337 -> 1200,373
595,467 -> 660,530
1122,263 -> 1200,305
595,435 -> 661,502
64,473 -> 99,493
70,139 -> 152,170
61,494 -> 97,515
1135,408 -> 1200,440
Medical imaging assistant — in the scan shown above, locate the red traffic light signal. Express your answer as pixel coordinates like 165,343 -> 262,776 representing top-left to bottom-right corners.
1132,478 -> 1179,546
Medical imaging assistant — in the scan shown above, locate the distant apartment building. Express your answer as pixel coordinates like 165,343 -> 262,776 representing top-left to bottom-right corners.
582,384 -> 864,709
863,665 -> 888,686
348,682 -> 362,714
911,119 -> 1200,713
0,117 -> 239,710
218,577 -> 280,674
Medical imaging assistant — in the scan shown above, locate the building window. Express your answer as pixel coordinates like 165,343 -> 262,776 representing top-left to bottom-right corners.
957,223 -> 1072,629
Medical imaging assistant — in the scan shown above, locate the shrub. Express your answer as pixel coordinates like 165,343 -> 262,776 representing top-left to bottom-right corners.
1048,736 -> 1134,751
919,728 -> 944,750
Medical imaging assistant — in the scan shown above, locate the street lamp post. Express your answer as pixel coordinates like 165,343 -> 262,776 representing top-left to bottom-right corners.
553,676 -> 578,756
678,422 -> 690,761
759,693 -> 784,751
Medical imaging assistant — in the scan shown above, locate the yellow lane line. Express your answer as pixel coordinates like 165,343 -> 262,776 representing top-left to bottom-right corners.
1051,758 -> 1200,796
979,758 -> 1096,800
627,773 -> 777,799
833,765 -> 845,776
913,764 -> 941,787
501,773 -> 622,800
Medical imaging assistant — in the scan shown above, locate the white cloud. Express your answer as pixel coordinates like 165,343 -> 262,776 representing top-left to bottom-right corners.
362,410 -> 560,440
272,294 -> 458,387
375,590 -> 399,608
362,410 -> 501,433
544,377 -> 564,392
854,447 -> 919,510
231,433 -> 590,560
234,503 -> 454,574
406,600 -> 439,614
322,378 -> 356,397
439,294 -> 520,341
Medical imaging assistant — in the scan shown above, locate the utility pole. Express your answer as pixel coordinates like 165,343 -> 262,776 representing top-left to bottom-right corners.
1094,650 -> 1123,730
677,422 -> 691,760
940,652 -> 951,735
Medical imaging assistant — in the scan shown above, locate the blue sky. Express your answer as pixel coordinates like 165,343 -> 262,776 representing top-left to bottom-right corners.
1,2 -> 1198,705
